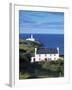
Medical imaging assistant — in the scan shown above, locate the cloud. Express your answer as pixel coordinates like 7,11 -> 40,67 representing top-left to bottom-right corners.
19,10 -> 64,34
41,21 -> 64,25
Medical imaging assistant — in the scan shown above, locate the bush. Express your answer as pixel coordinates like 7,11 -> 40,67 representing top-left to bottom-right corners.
19,72 -> 31,79
19,60 -> 64,79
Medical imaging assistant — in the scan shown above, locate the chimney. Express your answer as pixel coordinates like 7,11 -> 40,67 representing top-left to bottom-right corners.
35,48 -> 37,56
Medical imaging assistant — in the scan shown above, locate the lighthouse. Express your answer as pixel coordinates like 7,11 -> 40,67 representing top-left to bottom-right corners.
26,34 -> 35,41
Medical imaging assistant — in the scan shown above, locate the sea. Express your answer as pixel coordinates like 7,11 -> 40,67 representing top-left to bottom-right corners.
19,34 -> 64,55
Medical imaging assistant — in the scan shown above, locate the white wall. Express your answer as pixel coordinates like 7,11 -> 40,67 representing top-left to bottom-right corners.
0,0 -> 72,89
32,54 -> 59,62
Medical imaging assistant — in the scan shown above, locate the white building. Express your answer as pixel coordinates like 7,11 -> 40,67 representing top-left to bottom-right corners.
26,34 -> 35,41
31,47 -> 59,62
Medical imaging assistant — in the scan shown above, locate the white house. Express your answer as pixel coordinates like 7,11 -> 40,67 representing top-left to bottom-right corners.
26,34 -> 35,41
31,47 -> 59,62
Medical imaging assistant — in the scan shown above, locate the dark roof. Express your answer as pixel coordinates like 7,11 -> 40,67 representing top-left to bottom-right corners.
37,48 -> 58,54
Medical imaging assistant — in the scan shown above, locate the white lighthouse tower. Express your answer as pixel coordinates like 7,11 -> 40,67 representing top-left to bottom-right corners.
31,34 -> 33,39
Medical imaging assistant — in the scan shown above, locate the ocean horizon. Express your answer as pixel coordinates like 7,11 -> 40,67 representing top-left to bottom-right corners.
19,33 -> 64,55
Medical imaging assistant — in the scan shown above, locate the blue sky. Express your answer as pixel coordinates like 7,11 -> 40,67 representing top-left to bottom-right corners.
19,10 -> 64,34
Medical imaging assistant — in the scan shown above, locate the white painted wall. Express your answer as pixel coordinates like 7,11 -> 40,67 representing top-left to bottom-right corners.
31,53 -> 59,62
31,48 -> 59,62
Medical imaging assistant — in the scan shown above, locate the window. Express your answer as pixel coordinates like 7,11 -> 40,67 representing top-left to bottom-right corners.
33,58 -> 35,62
54,54 -> 56,56
45,54 -> 47,56
50,54 -> 51,56
39,54 -> 41,57
50,58 -> 51,60
48,58 -> 51,61
45,58 -> 47,61
39,58 -> 41,60
54,58 -> 56,60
